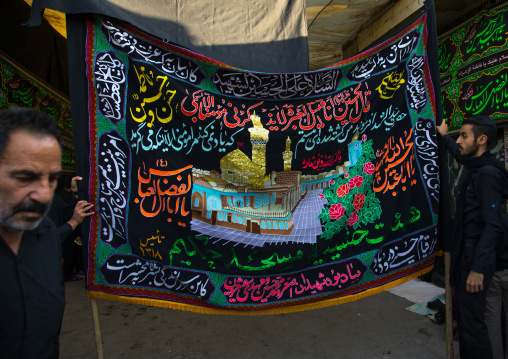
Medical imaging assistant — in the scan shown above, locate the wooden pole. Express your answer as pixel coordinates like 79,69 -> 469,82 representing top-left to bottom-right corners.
90,297 -> 104,359
445,251 -> 454,359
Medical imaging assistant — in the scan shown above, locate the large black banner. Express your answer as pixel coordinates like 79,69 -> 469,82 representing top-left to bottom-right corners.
84,14 -> 439,314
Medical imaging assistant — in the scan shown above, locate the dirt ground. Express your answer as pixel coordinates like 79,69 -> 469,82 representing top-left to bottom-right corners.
59,280 -> 460,359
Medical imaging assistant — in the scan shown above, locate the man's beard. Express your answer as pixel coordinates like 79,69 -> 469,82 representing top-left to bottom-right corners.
460,141 -> 479,158
0,198 -> 51,232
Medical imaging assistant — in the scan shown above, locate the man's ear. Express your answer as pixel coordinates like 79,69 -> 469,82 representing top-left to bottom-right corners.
477,134 -> 488,146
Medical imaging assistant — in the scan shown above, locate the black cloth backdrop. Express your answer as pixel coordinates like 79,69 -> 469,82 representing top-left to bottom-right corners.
28,0 -> 309,73
1,0 -> 69,96
425,0 -> 452,252
65,14 -> 90,273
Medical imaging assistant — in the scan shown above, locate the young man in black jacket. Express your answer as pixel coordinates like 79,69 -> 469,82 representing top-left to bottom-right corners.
437,116 -> 508,359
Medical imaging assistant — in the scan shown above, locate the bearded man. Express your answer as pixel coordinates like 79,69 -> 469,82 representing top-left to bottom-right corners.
438,116 -> 508,359
0,107 -> 91,358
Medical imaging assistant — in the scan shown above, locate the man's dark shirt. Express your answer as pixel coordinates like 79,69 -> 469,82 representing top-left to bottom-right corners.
56,188 -> 73,204
0,217 -> 66,359
443,134 -> 508,274
48,193 -> 78,243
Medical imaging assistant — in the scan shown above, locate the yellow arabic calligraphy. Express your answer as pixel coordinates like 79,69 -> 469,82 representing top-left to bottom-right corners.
376,70 -> 405,99
140,230 -> 164,260
130,64 -> 177,127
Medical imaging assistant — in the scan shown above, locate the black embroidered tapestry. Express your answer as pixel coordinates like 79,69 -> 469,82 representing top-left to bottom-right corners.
85,14 -> 440,314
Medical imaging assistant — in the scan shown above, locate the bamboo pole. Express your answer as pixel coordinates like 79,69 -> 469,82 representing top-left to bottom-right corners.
90,297 -> 104,359
445,252 -> 454,359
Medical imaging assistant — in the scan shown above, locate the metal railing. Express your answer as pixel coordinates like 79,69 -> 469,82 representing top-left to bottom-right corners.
222,206 -> 290,219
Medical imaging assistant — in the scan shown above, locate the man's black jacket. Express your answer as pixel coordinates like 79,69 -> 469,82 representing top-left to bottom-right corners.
442,135 -> 508,277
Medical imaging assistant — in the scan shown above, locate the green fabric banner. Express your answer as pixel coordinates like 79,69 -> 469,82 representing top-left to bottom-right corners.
438,2 -> 508,131
0,54 -> 75,171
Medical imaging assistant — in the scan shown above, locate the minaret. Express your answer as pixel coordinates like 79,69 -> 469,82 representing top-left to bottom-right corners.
348,131 -> 363,167
283,136 -> 293,171
248,112 -> 269,189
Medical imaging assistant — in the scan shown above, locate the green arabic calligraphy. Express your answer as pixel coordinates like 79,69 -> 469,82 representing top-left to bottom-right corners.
465,14 -> 506,56
169,235 -> 222,269
438,44 -> 452,72
316,206 -> 421,261
463,72 -> 508,115
168,234 -> 305,272
391,206 -> 421,232
225,248 -> 304,272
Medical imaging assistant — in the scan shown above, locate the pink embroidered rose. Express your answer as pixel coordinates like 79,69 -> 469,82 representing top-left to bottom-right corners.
351,175 -> 364,188
363,162 -> 375,175
329,203 -> 346,220
348,180 -> 355,189
330,179 -> 335,184
353,193 -> 365,211
336,184 -> 350,197
319,194 -> 325,199
362,134 -> 367,141
347,210 -> 359,226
